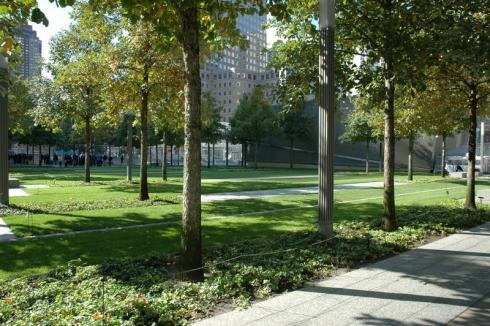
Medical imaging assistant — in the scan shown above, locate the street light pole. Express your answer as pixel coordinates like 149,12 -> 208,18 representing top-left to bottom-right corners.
318,0 -> 335,237
0,54 -> 8,205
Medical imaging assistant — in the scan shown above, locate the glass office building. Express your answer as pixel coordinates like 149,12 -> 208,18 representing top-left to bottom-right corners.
201,13 -> 278,122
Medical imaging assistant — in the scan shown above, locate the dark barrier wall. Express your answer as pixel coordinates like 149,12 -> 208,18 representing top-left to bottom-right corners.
248,97 -> 438,170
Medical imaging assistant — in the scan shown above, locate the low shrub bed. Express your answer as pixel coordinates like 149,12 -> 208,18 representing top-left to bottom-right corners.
1,201 -> 489,325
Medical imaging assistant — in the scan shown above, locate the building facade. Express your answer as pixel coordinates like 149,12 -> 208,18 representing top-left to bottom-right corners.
17,25 -> 42,79
200,13 -> 278,122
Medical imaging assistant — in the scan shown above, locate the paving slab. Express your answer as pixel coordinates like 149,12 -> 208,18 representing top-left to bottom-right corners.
194,222 -> 490,325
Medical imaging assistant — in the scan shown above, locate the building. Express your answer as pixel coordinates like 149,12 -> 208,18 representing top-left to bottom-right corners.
200,13 -> 278,123
17,25 -> 42,79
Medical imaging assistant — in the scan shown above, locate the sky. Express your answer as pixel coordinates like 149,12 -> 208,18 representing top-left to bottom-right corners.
31,0 -> 72,60
31,1 -> 278,60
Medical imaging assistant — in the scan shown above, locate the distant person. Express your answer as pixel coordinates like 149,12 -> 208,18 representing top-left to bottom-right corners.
120,155 -> 124,165
109,156 -> 113,166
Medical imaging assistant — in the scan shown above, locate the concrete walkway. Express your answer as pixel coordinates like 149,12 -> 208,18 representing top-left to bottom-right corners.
0,217 -> 17,242
195,222 -> 490,325
202,175 -> 317,183
202,182 -> 404,202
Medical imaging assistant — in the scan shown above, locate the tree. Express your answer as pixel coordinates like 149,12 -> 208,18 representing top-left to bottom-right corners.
107,19 -> 180,200
268,0 -> 434,231
395,88 -> 423,181
35,5 -> 113,183
340,106 -> 376,174
417,73 -> 467,177
278,107 -> 313,169
202,92 -> 223,168
431,1 -> 490,208
110,0 -> 263,281
230,87 -> 276,169
335,1 -> 436,230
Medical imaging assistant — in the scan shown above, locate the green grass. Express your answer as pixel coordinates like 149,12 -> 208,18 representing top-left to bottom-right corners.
1,166 -> 488,279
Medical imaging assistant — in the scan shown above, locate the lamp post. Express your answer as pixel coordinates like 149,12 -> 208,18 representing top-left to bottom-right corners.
0,54 -> 8,205
318,0 -> 335,237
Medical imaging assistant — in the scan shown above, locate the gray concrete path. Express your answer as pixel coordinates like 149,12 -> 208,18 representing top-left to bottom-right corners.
194,222 -> 490,325
202,175 -> 317,183
0,217 -> 17,242
202,182 -> 405,202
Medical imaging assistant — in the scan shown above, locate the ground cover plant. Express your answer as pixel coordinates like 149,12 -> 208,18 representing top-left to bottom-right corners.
1,168 -> 489,278
1,201 -> 489,325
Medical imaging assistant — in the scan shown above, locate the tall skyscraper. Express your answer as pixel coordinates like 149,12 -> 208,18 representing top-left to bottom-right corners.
17,25 -> 42,79
201,13 -> 278,122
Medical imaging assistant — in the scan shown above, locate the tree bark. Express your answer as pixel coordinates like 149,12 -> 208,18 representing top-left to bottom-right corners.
109,144 -> 112,166
139,66 -> 150,201
170,145 -> 174,166
466,86 -> 478,209
289,138 -> 294,169
149,142 -> 152,166
365,140 -> 370,174
38,144 -> 42,166
407,135 -> 414,181
212,143 -> 215,166
0,57 -> 9,205
441,135 -> 446,178
254,141 -> 258,169
127,114 -> 134,182
180,3 -> 203,281
155,144 -> 159,167
379,141 -> 382,172
162,132 -> 168,181
207,142 -> 211,168
382,60 -> 396,231
84,116 -> 91,183
225,138 -> 229,167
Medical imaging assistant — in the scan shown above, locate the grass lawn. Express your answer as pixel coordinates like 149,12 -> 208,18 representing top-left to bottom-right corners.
1,166 -> 488,279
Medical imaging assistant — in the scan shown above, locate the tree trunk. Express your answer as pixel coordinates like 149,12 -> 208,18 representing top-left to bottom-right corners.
139,66 -> 150,201
162,136 -> 168,181
38,144 -> 42,166
26,143 -> 29,165
225,138 -> 229,167
127,114 -> 134,182
254,141 -> 258,169
180,3 -> 203,281
379,141 -> 382,172
0,57 -> 9,205
441,135 -> 446,178
155,144 -> 159,167
382,61 -> 396,231
365,140 -> 370,174
407,135 -> 414,181
243,142 -> 248,167
149,143 -> 152,167
48,145 -> 51,165
108,144 -> 112,166
84,116 -> 91,183
289,138 -> 294,169
170,145 -> 174,166
212,143 -> 215,166
207,143 -> 211,168
466,86 -> 478,209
